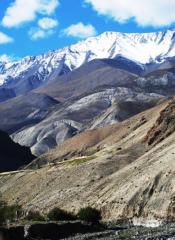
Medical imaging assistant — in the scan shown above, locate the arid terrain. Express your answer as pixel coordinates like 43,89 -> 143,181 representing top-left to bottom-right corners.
0,98 -> 175,227
2,0 -> 175,237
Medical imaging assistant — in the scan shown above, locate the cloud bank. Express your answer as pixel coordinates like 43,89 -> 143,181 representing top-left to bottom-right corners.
85,0 -> 175,27
2,0 -> 59,28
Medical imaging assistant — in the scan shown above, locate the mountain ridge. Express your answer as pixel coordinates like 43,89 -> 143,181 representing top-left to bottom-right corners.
4,58 -> 164,156
1,29 -> 175,100
1,30 -> 175,155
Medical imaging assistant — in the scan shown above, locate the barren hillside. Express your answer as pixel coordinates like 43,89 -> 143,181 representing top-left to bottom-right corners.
0,99 -> 175,224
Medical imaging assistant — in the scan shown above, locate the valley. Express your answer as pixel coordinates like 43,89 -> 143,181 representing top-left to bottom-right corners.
1,29 -> 175,239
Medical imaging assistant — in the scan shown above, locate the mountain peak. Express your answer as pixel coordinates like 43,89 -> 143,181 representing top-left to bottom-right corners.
1,29 -> 175,89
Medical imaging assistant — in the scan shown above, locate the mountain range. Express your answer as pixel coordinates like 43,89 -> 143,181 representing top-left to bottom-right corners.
1,30 -> 175,157
1,30 -> 175,98
1,29 -> 175,225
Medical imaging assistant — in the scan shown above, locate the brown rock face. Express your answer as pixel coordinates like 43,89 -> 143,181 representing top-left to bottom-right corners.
145,98 -> 175,146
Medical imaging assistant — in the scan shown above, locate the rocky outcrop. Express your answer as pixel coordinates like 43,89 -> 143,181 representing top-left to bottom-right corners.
145,98 -> 175,146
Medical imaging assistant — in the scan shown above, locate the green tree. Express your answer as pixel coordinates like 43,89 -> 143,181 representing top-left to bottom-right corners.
47,208 -> 75,221
0,198 -> 22,225
77,207 -> 101,223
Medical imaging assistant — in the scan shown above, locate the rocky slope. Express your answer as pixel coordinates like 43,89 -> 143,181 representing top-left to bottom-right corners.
0,130 -> 35,172
8,58 -> 164,156
8,59 -> 175,156
1,98 -> 175,224
145,97 -> 175,146
0,92 -> 59,134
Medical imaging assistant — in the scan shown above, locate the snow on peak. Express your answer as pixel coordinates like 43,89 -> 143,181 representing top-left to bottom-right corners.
0,29 -> 175,87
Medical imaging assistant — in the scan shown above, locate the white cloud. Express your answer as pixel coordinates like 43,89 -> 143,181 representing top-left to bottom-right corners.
0,32 -> 13,44
29,27 -> 54,40
62,22 -> 97,39
38,17 -> 58,30
29,17 -> 58,41
2,0 -> 59,28
85,0 -> 175,27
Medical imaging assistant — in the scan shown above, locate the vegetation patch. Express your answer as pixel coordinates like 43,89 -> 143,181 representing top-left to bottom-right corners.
0,194 -> 102,225
77,207 -> 102,223
62,156 -> 95,166
47,208 -> 76,221
25,210 -> 45,222
0,198 -> 22,225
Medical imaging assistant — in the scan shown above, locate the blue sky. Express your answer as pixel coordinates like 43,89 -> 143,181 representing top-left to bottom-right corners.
0,0 -> 175,61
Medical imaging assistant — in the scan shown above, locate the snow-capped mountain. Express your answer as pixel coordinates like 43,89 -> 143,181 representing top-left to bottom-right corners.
1,29 -> 175,95
2,29 -> 175,156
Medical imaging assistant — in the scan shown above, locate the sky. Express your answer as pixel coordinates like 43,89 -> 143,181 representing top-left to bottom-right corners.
0,0 -> 175,61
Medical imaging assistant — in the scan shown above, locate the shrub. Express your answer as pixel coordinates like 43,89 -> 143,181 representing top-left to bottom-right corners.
5,204 -> 22,220
77,207 -> 101,223
25,210 -> 45,221
47,208 -> 75,221
0,201 -> 22,224
0,206 -> 8,224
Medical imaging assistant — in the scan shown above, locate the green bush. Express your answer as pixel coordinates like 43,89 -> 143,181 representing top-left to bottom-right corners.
0,200 -> 22,224
77,207 -> 101,223
25,210 -> 45,221
47,207 -> 75,221
4,204 -> 22,221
